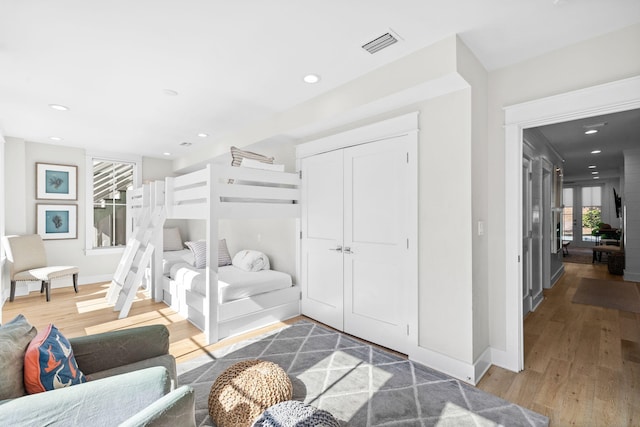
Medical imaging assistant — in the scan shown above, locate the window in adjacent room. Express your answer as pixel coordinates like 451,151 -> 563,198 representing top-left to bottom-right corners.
581,186 -> 602,243
562,187 -> 573,241
86,155 -> 140,252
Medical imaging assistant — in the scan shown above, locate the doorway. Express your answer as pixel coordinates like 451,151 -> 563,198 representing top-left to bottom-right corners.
503,76 -> 640,372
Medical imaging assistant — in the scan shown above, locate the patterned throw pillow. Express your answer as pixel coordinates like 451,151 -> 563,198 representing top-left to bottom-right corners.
185,240 -> 207,269
0,314 -> 37,400
23,324 -> 86,394
219,239 -> 232,267
230,146 -> 274,167
229,146 -> 275,184
185,239 -> 233,268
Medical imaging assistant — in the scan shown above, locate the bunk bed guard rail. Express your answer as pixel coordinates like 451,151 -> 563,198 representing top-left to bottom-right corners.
165,164 -> 301,219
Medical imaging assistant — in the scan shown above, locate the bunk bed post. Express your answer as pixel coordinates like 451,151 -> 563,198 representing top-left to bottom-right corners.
205,163 -> 219,344
149,181 -> 166,302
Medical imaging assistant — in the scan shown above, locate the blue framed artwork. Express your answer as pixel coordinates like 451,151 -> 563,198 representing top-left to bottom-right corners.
37,204 -> 77,240
36,163 -> 77,200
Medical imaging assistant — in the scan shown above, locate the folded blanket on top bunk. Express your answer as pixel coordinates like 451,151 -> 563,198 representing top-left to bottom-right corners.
163,251 -> 292,304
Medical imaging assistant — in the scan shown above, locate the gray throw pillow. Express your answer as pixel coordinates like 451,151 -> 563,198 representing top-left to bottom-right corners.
0,314 -> 37,400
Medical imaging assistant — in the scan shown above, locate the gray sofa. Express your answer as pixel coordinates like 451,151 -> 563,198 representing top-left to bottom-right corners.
0,316 -> 196,426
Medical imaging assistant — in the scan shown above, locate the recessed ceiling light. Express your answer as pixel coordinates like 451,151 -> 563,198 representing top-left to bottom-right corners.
588,165 -> 596,169
163,89 -> 179,96
593,176 -> 600,179
163,152 -> 171,156
591,171 -> 599,175
584,129 -> 598,135
303,74 -> 320,84
591,150 -> 602,154
49,136 -> 63,141
179,142 -> 192,147
49,104 -> 69,111
197,133 -> 208,138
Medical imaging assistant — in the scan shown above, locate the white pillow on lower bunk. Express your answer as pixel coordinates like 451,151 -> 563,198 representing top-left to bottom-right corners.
232,250 -> 270,272
163,227 -> 184,251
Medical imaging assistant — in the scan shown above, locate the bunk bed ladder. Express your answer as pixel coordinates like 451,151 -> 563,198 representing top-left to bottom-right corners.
107,205 -> 166,318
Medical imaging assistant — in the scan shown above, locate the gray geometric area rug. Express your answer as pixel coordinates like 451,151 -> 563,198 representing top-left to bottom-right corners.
177,320 -> 548,427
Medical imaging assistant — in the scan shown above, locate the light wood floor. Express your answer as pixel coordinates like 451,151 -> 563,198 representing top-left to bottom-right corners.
3,259 -> 639,426
477,260 -> 640,426
1,283 -> 300,364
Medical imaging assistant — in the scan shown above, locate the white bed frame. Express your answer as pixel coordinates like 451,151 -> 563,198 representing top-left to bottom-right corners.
128,163 -> 301,344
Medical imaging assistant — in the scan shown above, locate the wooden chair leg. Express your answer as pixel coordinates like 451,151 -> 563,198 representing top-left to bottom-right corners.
10,281 -> 16,302
40,281 -> 46,293
73,273 -> 79,293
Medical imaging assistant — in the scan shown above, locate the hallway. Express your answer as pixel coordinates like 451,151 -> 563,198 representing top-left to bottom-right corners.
477,261 -> 640,426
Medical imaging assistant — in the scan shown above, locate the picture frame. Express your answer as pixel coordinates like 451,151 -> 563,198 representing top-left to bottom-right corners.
37,204 -> 77,240
36,162 -> 78,200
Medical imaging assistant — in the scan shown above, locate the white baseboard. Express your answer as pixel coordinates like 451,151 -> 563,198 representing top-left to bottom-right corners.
490,347 -> 520,373
409,345 -> 491,386
550,265 -> 564,287
623,269 -> 640,282
474,347 -> 493,383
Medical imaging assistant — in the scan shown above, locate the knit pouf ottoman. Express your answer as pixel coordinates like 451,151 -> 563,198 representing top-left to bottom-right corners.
208,359 -> 293,427
252,400 -> 340,427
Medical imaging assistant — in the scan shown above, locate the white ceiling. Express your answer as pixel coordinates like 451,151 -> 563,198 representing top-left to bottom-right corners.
536,108 -> 640,182
1,1 -> 639,161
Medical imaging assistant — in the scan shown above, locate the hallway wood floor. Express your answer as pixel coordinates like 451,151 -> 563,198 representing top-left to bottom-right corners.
3,260 -> 639,426
477,261 -> 640,426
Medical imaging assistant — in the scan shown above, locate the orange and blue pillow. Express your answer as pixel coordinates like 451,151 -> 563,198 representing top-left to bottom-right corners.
24,324 -> 86,394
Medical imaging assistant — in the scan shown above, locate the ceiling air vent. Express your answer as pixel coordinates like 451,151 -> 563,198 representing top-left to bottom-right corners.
362,31 -> 401,54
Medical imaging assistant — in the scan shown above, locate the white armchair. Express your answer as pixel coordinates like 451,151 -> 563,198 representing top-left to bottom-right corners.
2,234 -> 79,302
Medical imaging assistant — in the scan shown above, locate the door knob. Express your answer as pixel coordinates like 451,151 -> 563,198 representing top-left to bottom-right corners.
343,247 -> 353,254
329,246 -> 343,252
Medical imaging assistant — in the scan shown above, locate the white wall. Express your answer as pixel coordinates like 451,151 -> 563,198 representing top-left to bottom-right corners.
623,149 -> 640,281
0,133 -> 5,313
456,37 -> 490,364
487,23 -> 640,352
417,89 -> 474,364
2,138 -> 176,299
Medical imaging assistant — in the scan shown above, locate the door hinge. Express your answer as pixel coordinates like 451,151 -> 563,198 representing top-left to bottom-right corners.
406,324 -> 410,335
406,238 -> 409,249
299,170 -> 302,179
300,231 -> 303,239
518,255 -> 521,262
406,152 -> 409,164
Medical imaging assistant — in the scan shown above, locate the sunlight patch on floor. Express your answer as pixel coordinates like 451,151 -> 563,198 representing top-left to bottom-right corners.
435,402 -> 498,426
297,350 -> 393,422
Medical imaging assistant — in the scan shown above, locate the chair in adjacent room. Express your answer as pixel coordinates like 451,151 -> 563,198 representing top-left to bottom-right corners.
2,234 -> 79,302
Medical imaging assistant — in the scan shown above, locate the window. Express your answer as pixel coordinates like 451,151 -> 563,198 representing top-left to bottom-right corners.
581,186 -> 602,242
562,188 -> 573,241
86,154 -> 140,253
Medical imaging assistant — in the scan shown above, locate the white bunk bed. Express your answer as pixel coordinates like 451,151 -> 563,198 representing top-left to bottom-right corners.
128,163 -> 301,344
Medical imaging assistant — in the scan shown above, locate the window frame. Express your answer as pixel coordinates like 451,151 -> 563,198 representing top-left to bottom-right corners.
85,152 -> 141,255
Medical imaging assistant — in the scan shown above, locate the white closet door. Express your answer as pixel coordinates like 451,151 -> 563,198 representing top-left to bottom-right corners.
300,150 -> 344,331
343,137 -> 410,353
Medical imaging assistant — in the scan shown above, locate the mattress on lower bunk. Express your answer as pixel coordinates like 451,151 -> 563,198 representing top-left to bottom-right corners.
168,262 -> 292,303
162,249 -> 192,274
